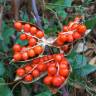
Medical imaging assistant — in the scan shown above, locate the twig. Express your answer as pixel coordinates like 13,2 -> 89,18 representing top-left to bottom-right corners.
42,0 -> 46,20
11,81 -> 22,94
30,11 -> 37,22
45,6 -> 63,30
0,80 -> 17,86
0,6 -> 3,35
0,0 -> 7,34
31,0 -> 42,29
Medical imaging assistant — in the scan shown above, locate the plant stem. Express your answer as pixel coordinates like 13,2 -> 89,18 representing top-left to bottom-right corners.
0,6 -> 3,35
45,6 -> 63,30
31,0 -> 42,29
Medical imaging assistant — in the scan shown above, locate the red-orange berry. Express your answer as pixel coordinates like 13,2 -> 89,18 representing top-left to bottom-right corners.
16,68 -> 25,77
36,31 -> 44,38
14,22 -> 22,31
34,46 -> 43,55
59,68 -> 69,77
52,76 -> 63,87
27,49 -> 35,57
20,34 -> 27,40
48,66 -> 57,75
22,52 -> 28,60
37,63 -> 47,72
54,54 -> 62,62
24,74 -> 33,82
71,23 -> 79,31
63,26 -> 69,32
43,76 -> 52,85
30,26 -> 37,35
56,39 -> 64,46
24,65 -> 32,73
13,44 -> 21,52
78,24 -> 86,34
13,53 -> 22,61
58,34 -> 67,43
73,32 -> 81,40
24,24 -> 31,32
66,34 -> 74,42
29,38 -> 37,46
32,69 -> 40,78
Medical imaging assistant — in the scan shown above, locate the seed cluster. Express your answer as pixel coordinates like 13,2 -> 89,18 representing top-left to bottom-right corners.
56,17 -> 87,46
13,22 -> 44,62
14,17 -> 87,88
16,54 -> 70,87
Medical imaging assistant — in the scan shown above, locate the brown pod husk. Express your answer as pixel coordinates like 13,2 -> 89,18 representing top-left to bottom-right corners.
14,55 -> 53,83
15,20 -> 43,31
53,29 -> 91,55
13,21 -> 45,63
14,62 -> 72,96
15,63 -> 72,86
15,55 -> 72,85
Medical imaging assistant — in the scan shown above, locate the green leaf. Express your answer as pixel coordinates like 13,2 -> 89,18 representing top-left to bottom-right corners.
16,39 -> 28,46
74,55 -> 87,68
0,78 -> 13,96
0,40 -> 8,52
76,64 -> 96,76
0,21 -> 14,51
64,0 -> 72,7
85,16 -> 96,29
68,52 -> 96,76
84,0 -> 93,4
58,10 -> 67,19
35,90 -> 52,96
22,11 -> 28,21
2,27 -> 15,44
44,25 -> 58,35
0,62 -> 5,77
0,35 -> 3,41
0,0 -> 6,4
67,51 -> 77,59
56,7 -> 67,21
54,0 -> 64,5
68,53 -> 87,69
43,18 -> 49,24
5,64 -> 17,80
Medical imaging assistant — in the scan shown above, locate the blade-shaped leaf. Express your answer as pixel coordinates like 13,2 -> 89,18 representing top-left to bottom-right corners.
76,64 -> 96,76
0,78 -> 13,96
68,53 -> 87,69
85,16 -> 96,29
16,39 -> 28,46
2,28 -> 15,44
52,0 -> 64,5
0,62 -> 5,77
64,0 -> 72,7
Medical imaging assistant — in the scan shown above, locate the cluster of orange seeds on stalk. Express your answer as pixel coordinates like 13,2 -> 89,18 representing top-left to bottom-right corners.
16,54 -> 70,87
56,17 -> 87,46
13,22 -> 44,62
13,17 -> 88,88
